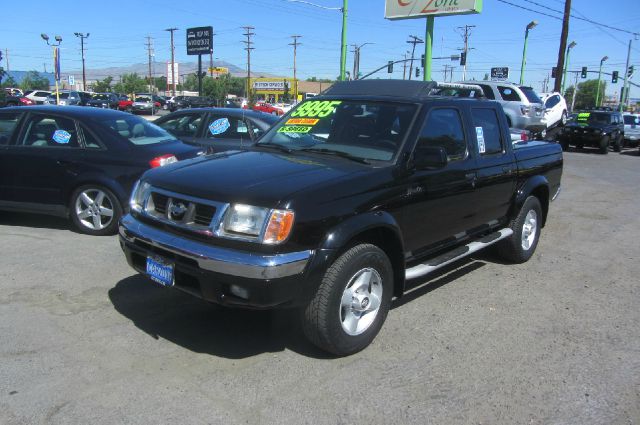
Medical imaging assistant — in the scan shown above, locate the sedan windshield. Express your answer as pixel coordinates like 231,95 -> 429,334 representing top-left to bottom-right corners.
99,116 -> 176,146
256,100 -> 417,162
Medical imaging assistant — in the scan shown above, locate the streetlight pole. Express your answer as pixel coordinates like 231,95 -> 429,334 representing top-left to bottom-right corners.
595,55 -> 608,107
41,33 -> 62,104
340,0 -> 348,81
74,32 -> 89,91
519,20 -> 537,85
561,41 -> 576,94
352,42 -> 373,80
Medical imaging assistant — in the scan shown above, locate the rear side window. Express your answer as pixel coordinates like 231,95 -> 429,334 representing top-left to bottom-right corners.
418,108 -> 467,161
20,115 -> 80,148
497,86 -> 522,102
471,108 -> 504,155
545,95 -> 560,108
477,84 -> 495,100
0,113 -> 22,145
518,86 -> 542,103
156,113 -> 203,138
206,117 -> 250,140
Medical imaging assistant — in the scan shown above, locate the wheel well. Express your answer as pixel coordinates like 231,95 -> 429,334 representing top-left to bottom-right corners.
348,227 -> 405,298
68,181 -> 125,210
530,186 -> 549,226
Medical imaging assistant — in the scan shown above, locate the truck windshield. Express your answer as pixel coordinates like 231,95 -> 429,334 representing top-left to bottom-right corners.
256,100 -> 417,162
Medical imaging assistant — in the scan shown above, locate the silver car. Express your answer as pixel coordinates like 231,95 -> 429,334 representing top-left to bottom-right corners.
623,113 -> 640,147
461,80 -> 547,133
44,90 -> 82,106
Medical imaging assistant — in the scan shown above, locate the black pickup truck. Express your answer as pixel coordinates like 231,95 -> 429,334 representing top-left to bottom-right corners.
119,80 -> 563,356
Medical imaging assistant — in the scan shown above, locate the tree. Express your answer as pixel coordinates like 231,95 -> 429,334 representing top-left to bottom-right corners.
483,73 -> 489,81
564,79 -> 603,110
19,71 -> 50,91
306,77 -> 333,82
281,79 -> 291,103
92,76 -> 113,93
113,73 -> 147,95
1,75 -> 17,89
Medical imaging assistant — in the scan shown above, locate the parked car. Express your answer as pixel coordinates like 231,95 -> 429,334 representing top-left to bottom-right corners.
0,106 -> 201,235
117,95 -> 134,112
0,95 -> 35,107
4,87 -> 24,97
154,108 -> 279,152
87,93 -> 120,109
622,113 -> 640,148
460,80 -> 547,134
44,90 -> 83,106
540,92 -> 568,128
253,101 -> 284,116
119,80 -> 563,356
131,95 -> 160,115
169,96 -> 216,112
24,90 -> 52,105
559,110 -> 625,153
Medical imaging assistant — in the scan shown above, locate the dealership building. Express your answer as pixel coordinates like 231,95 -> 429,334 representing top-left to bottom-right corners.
252,77 -> 332,102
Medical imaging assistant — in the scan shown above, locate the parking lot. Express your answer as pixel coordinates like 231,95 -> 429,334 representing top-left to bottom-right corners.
0,149 -> 638,424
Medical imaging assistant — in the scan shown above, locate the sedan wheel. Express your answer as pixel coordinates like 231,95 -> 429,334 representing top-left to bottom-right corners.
70,186 -> 122,235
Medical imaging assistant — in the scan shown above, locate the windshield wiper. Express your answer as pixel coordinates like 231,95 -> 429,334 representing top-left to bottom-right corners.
299,147 -> 370,164
255,142 -> 294,153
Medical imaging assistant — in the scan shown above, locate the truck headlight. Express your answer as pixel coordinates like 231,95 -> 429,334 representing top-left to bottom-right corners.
130,180 -> 151,213
220,204 -> 294,244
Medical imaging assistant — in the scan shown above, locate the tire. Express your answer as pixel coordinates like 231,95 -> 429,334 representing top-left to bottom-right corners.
613,134 -> 623,152
560,110 -> 567,126
496,196 -> 542,264
69,185 -> 122,236
301,244 -> 393,356
599,135 -> 609,154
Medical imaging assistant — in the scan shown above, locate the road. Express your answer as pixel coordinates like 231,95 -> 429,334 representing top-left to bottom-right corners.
0,149 -> 639,424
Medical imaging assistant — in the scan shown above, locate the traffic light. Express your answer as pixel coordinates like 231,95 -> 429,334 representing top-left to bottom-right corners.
581,67 -> 587,78
628,66 -> 634,78
460,52 -> 466,66
387,61 -> 393,74
416,67 -> 420,78
612,71 -> 618,83
551,66 -> 557,78
421,54 -> 425,68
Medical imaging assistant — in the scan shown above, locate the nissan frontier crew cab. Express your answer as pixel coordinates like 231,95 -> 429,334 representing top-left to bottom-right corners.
119,80 -> 563,356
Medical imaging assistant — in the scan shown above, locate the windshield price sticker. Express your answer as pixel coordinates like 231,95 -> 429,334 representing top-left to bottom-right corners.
577,112 -> 590,122
52,129 -> 72,144
286,118 -> 320,126
209,118 -> 230,135
278,125 -> 313,134
291,100 -> 342,118
475,126 -> 486,154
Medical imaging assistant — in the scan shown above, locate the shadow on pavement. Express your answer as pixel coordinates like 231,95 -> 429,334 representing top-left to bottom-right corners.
621,149 -> 639,157
0,211 -> 72,232
108,275 -> 333,360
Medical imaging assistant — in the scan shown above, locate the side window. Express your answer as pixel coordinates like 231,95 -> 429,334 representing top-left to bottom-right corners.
478,84 -> 495,100
0,113 -> 22,145
80,126 -> 103,149
418,108 -> 467,161
497,86 -> 522,102
156,114 -> 202,138
545,95 -> 559,109
20,115 -> 80,148
206,117 -> 250,140
471,108 -> 504,155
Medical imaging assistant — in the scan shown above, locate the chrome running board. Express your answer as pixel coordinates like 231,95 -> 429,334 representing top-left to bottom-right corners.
405,228 -> 514,280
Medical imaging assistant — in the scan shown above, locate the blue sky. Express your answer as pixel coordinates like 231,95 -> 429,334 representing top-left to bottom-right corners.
2,0 -> 639,97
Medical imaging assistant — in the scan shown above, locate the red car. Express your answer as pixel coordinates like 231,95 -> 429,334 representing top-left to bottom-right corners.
253,102 -> 284,116
117,96 -> 134,112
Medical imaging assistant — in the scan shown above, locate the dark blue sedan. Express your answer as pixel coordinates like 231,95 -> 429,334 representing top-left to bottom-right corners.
0,106 -> 201,235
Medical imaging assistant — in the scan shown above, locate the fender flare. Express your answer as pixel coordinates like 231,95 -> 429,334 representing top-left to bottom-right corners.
514,175 -> 550,225
64,174 -> 129,209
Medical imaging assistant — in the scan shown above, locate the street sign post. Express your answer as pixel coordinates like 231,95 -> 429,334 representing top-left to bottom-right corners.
384,0 -> 482,81
491,67 -> 509,80
186,26 -> 213,96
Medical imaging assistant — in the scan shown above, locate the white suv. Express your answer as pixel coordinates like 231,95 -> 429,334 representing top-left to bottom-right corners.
540,92 -> 568,128
24,90 -> 52,105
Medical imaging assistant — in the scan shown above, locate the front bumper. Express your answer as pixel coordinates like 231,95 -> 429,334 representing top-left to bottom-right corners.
119,214 -> 318,308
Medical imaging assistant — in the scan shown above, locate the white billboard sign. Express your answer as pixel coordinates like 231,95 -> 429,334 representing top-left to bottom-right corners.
167,62 -> 179,84
253,81 -> 290,90
385,0 -> 482,20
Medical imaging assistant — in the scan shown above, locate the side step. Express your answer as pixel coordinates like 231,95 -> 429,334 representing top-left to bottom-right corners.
405,228 -> 513,280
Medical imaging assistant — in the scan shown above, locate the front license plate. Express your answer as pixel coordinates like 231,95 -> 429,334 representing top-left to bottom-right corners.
146,256 -> 174,287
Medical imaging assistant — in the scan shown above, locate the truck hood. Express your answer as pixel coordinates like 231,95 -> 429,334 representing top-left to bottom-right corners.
143,149 -> 368,207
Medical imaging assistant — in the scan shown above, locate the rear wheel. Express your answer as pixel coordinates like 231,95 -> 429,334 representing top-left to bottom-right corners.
301,244 -> 393,356
70,185 -> 122,236
599,135 -> 609,154
496,196 -> 542,264
613,134 -> 623,152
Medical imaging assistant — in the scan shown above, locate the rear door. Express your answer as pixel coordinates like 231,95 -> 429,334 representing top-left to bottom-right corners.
469,106 -> 516,227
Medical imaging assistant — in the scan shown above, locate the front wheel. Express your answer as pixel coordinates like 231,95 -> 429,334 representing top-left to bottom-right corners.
70,185 -> 122,236
496,196 -> 542,264
599,135 -> 610,154
560,110 -> 567,126
301,244 -> 393,356
613,134 -> 623,152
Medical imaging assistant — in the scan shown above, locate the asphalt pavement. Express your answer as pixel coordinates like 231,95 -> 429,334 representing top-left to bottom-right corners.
0,149 -> 639,424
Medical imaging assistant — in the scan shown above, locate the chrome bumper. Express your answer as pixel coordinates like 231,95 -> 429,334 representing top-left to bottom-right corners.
119,214 -> 312,280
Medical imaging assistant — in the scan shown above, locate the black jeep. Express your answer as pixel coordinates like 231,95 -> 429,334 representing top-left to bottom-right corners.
559,110 -> 625,153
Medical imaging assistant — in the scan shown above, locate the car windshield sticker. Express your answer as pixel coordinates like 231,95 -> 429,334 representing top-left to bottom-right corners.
52,129 -> 72,144
577,112 -> 590,122
209,118 -> 230,135
286,118 -> 320,126
278,125 -> 312,134
475,126 -> 486,154
290,100 -> 342,118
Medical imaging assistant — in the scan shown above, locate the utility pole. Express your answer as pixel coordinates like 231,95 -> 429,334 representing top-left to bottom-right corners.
406,35 -> 424,81
165,28 -> 178,96
570,71 -> 579,112
456,25 -> 475,80
351,44 -> 359,81
290,35 -> 301,102
554,0 -> 572,92
5,48 -> 9,73
242,26 -> 255,100
145,36 -> 154,95
74,33 -> 89,90
340,0 -> 348,81
620,38 -> 633,112
442,64 -> 450,82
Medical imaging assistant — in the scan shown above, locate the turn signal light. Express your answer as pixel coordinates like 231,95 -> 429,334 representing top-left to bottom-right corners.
263,210 -> 295,244
149,154 -> 177,168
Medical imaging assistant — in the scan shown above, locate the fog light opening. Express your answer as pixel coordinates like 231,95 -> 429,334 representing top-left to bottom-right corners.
230,285 -> 250,300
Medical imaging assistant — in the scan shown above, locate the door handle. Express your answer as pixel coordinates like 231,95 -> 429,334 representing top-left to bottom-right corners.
56,159 -> 74,166
502,167 -> 513,174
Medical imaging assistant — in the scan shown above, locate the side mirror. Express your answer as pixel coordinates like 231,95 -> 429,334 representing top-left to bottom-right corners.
413,144 -> 448,169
